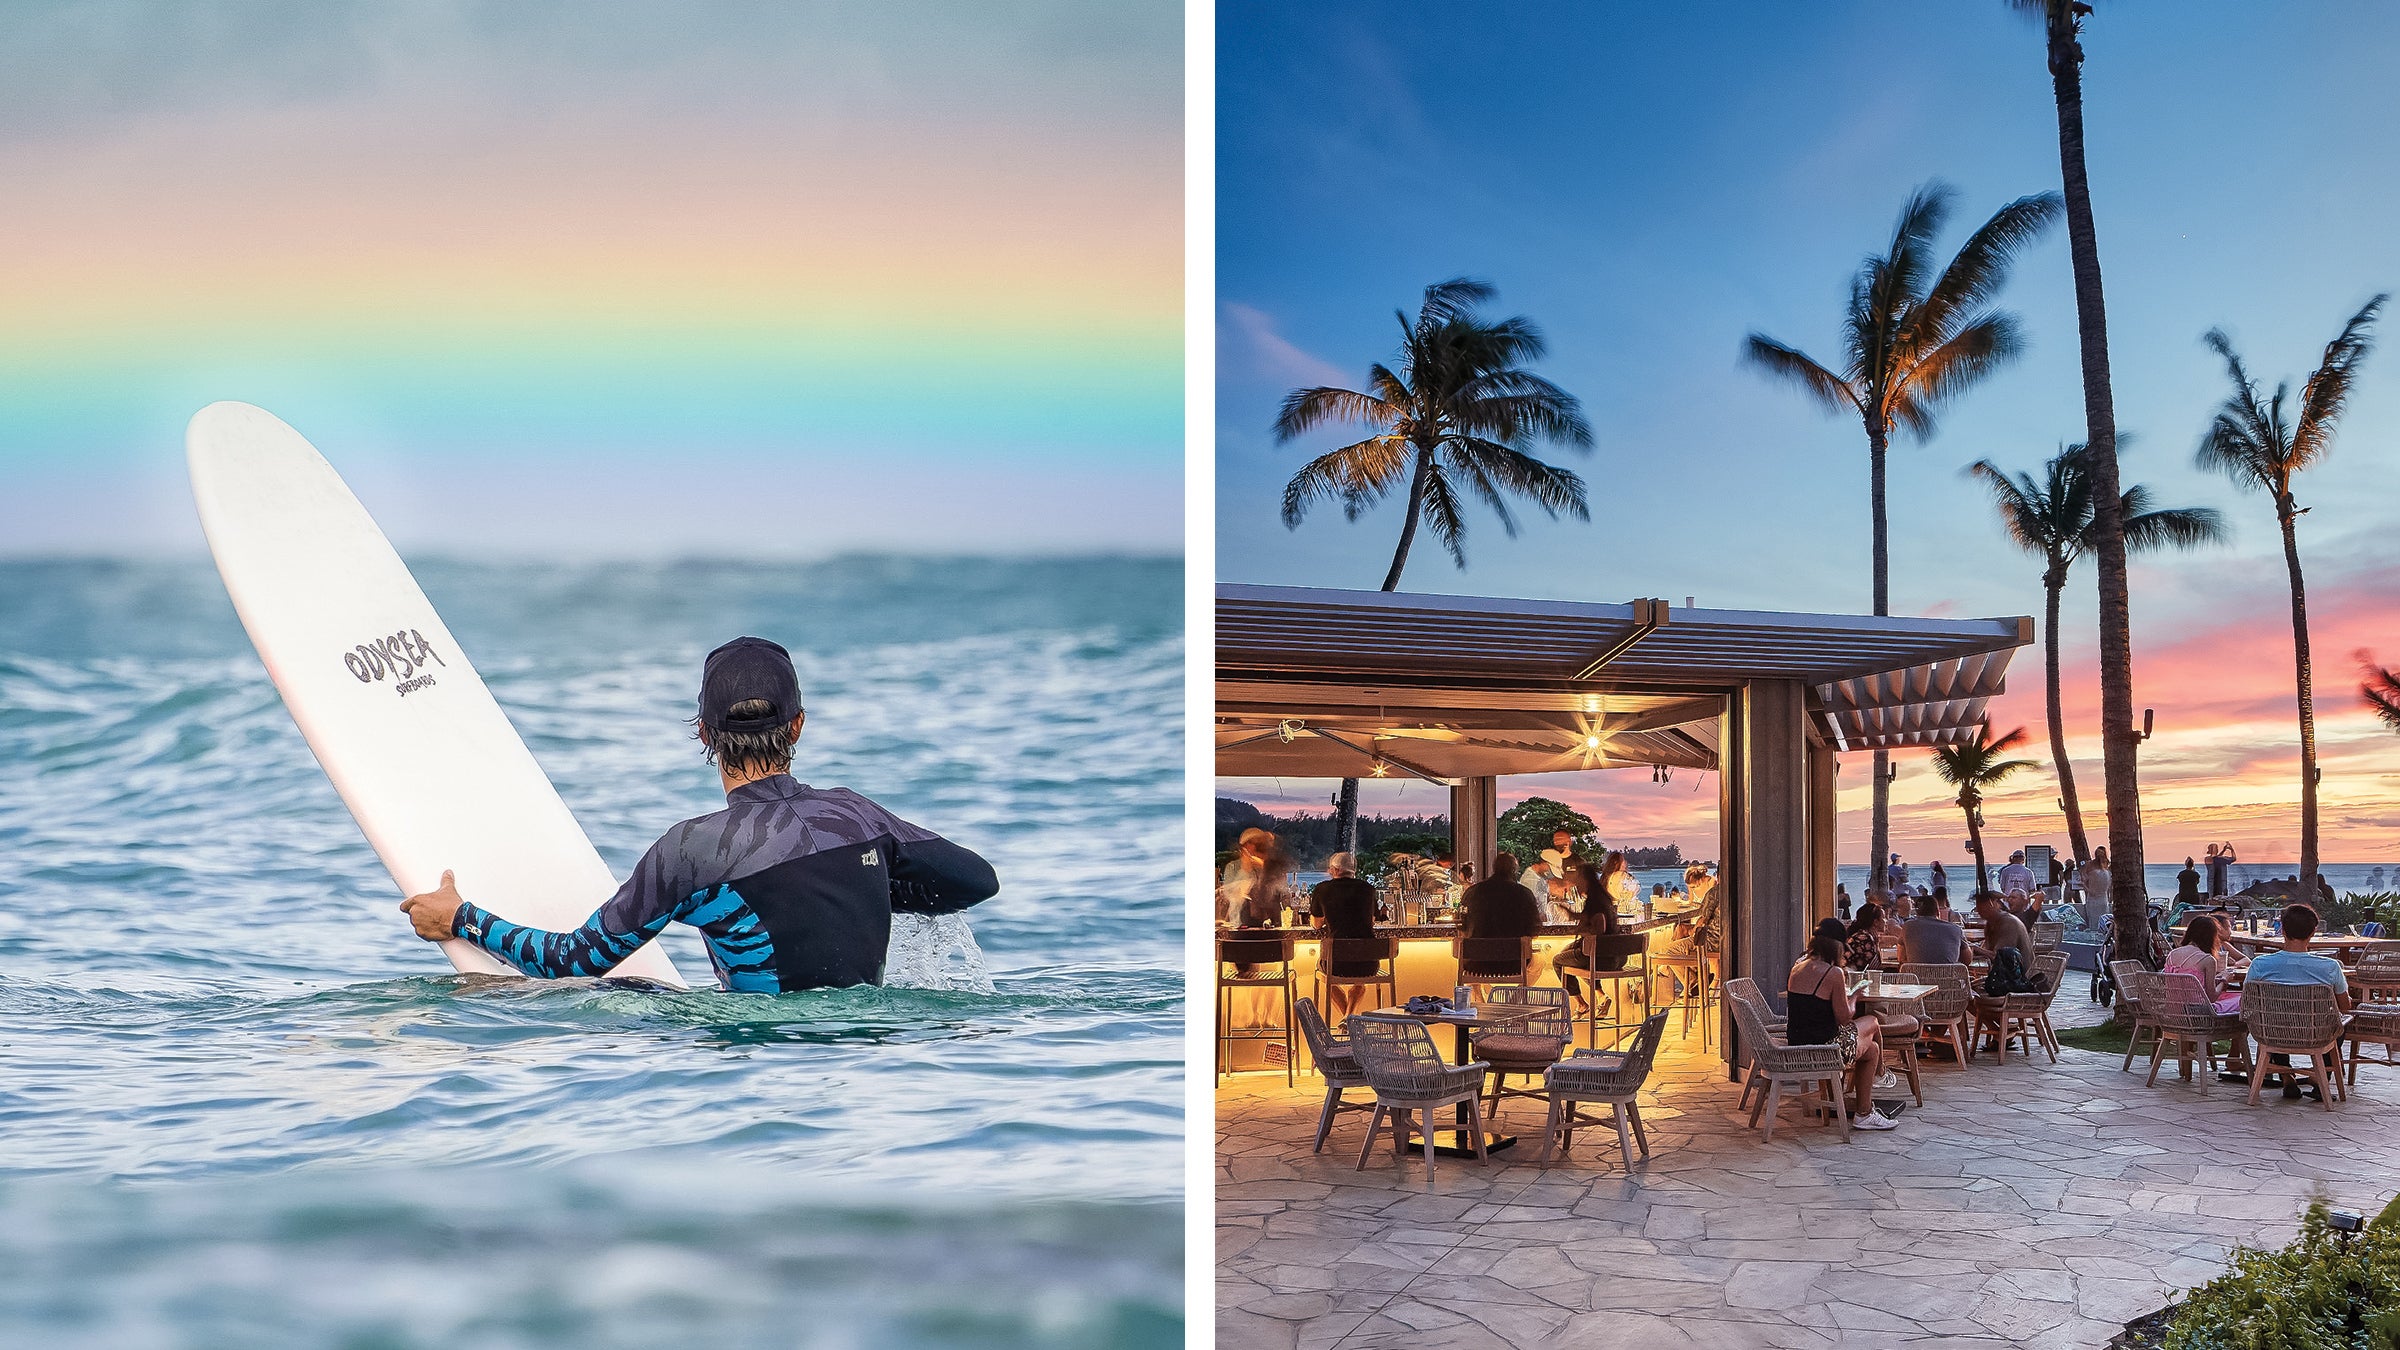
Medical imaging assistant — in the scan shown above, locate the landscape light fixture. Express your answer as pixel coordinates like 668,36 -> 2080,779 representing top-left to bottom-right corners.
1884,763 -> 1899,784
2327,1208 -> 2365,1235
2137,708 -> 2154,742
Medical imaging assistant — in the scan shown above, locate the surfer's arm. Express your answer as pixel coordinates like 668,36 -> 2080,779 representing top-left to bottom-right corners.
450,842 -> 692,978
886,832 -> 999,915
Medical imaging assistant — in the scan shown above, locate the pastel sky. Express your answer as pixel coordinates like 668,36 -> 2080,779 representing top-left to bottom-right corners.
0,0 -> 1181,556
1217,1 -> 2400,863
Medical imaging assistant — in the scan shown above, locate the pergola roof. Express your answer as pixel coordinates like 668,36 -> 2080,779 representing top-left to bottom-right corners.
1216,584 -> 2031,781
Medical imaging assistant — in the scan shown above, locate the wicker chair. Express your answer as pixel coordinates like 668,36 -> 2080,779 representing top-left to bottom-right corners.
1900,962 -> 1974,1067
1723,977 -> 1789,1114
2238,982 -> 2347,1109
1536,1011 -> 1670,1170
2030,921 -> 2066,953
2354,950 -> 2400,1005
1294,997 -> 1374,1153
2345,1006 -> 2400,1087
1978,950 -> 2070,1064
1346,1013 -> 1490,1181
1473,984 -> 1572,1118
2109,959 -> 2163,1071
1454,936 -> 1532,999
2140,971 -> 2249,1087
1727,986 -> 1849,1142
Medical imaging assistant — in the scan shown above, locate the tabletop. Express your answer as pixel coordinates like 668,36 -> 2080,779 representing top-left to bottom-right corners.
2223,932 -> 2400,957
1370,1002 -> 1541,1029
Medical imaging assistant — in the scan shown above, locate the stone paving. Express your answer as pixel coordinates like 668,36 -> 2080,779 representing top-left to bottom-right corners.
1217,991 -> 2400,1349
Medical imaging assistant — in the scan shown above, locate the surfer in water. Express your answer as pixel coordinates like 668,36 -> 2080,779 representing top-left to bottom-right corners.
398,636 -> 998,991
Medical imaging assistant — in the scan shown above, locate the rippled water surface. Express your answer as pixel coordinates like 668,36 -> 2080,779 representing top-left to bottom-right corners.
0,557 -> 1183,1347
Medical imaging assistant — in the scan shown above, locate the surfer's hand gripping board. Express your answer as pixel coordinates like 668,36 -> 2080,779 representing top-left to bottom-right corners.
186,401 -> 687,987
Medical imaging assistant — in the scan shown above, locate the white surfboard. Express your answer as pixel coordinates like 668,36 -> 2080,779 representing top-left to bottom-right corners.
187,401 -> 685,987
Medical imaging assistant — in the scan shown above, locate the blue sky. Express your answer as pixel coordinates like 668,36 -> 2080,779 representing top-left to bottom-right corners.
1217,1 -> 2400,857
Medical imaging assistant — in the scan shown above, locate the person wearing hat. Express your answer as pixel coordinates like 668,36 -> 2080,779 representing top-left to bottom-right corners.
1995,850 -> 2036,899
397,636 -> 998,991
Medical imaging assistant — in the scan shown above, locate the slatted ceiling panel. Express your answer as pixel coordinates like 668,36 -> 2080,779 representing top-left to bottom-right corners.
1216,583 -> 2029,764
1214,727 -> 1719,779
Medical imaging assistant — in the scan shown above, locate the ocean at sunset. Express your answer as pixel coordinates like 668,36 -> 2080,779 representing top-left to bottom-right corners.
0,556 -> 1182,1349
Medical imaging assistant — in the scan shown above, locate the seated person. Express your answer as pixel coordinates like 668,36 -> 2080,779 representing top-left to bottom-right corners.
1553,860 -> 1627,1018
2245,904 -> 2356,1101
1898,893 -> 1967,967
1842,901 -> 1890,972
2161,914 -> 2242,1015
1459,852 -> 1541,986
1309,852 -> 1385,1020
1969,891 -> 2032,965
1785,934 -> 1897,1130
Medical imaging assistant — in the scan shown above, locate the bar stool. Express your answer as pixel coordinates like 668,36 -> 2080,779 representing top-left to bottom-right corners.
1454,935 -> 1531,1001
1652,944 -> 1721,1050
1571,932 -> 1650,1050
1317,935 -> 1400,1024
1216,932 -> 1298,1085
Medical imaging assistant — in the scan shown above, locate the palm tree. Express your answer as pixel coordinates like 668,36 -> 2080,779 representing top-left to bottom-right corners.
1966,441 -> 2227,863
1278,277 -> 1594,855
2196,296 -> 2387,899
2006,0 -> 2149,964
1744,181 -> 2058,892
2363,657 -> 2400,733
1931,725 -> 2038,893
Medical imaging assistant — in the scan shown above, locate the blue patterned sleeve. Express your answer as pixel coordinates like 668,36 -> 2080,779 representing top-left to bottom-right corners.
452,836 -> 694,978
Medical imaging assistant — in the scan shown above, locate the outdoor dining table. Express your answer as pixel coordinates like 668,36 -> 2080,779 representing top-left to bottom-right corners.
2222,932 -> 2400,962
1369,1000 -> 1539,1157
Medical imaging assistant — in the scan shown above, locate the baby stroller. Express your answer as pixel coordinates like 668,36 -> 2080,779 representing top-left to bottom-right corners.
2088,903 -> 2167,1006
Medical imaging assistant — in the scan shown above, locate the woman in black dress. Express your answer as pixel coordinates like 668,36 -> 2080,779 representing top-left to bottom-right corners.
1553,861 -> 1624,1018
1785,934 -> 1896,1129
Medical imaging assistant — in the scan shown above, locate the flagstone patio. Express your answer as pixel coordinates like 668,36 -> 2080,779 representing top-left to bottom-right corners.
1217,994 -> 2400,1349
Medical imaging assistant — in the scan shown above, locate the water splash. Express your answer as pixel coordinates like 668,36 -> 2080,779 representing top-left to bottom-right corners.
885,912 -> 997,994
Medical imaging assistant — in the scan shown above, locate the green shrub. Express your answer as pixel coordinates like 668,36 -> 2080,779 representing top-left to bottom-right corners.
2326,891 -> 2396,932
2164,1202 -> 2400,1348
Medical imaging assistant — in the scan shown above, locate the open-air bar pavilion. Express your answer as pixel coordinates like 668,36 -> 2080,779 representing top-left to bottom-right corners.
1215,581 -> 2034,1066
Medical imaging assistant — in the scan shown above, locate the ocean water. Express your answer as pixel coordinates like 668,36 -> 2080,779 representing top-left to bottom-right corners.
0,557 -> 1183,1348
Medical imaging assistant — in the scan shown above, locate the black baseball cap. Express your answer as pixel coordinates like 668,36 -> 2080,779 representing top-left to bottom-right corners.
699,636 -> 803,732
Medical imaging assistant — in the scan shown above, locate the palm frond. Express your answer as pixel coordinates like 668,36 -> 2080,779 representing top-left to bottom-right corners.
1281,436 -> 1411,527
1450,436 -> 1591,521
1741,335 -> 1859,416
1419,277 -> 1499,328
1963,459 -> 2055,557
1913,192 -> 2062,344
2291,294 -> 2385,468
1880,182 -> 1955,318
2195,328 -> 2290,492
1418,463 -> 1470,568
2120,502 -> 2229,553
1273,385 -> 1398,442
2362,653 -> 2400,734
1892,314 -> 2025,438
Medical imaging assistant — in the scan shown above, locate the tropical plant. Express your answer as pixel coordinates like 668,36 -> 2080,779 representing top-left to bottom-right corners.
1744,181 -> 2058,887
1278,277 -> 1593,857
1966,442 -> 2227,862
1929,725 -> 2038,893
2195,295 -> 2386,901
2162,1200 -> 2400,1349
2362,653 -> 2400,733
2006,0 -> 2151,966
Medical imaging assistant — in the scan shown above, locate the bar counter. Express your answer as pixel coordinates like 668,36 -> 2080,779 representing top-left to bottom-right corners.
1216,914 -> 1691,1072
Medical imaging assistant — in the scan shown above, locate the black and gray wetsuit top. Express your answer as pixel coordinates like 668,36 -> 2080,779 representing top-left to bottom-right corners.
452,774 -> 998,992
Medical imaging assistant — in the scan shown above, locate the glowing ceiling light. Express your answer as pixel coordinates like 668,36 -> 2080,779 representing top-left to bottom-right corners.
1584,735 -> 1600,750
1370,759 -> 1390,777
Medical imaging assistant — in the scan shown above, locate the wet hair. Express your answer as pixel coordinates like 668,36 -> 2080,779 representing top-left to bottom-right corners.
1491,851 -> 1522,882
1806,934 -> 1845,965
2183,915 -> 2219,951
694,697 -> 796,777
2283,904 -> 2318,940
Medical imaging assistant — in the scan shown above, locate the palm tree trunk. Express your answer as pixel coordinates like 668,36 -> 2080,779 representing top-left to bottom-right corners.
1867,419 -> 1892,895
1341,447 -> 1439,862
2043,569 -> 2092,861
1964,790 -> 1989,894
2279,504 -> 2319,896
1379,446 -> 1435,592
2043,4 -> 2147,961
